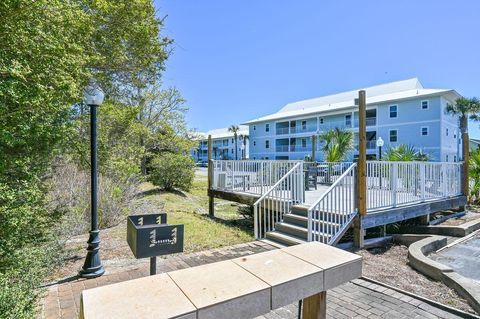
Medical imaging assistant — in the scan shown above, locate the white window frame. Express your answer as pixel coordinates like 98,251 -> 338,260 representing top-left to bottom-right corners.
265,140 -> 269,149
446,128 -> 449,136
302,138 -> 306,148
421,100 -> 429,110
302,120 -> 307,130
253,125 -> 256,131
389,105 -> 398,118
421,126 -> 429,136
253,141 -> 256,146
265,123 -> 269,132
389,129 -> 398,142
320,118 -> 324,124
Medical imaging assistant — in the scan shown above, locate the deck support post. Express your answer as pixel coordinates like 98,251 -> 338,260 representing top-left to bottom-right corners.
208,135 -> 214,217
302,291 -> 326,319
354,90 -> 367,249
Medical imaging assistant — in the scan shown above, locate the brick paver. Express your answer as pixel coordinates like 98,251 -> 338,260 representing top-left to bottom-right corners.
39,241 -> 474,319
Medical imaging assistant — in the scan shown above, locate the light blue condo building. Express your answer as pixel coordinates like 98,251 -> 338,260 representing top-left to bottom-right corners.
243,78 -> 462,162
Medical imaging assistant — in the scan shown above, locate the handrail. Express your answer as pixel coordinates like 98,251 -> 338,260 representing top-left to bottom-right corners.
254,162 -> 303,206
253,162 -> 304,239
308,163 -> 357,210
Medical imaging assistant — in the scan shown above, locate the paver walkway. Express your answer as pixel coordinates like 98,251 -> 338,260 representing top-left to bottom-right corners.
40,241 -> 474,319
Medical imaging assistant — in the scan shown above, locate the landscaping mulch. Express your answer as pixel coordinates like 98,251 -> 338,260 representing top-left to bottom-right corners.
359,244 -> 476,314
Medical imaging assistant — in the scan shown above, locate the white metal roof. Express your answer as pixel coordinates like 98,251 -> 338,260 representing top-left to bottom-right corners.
242,78 -> 461,124
194,125 -> 249,140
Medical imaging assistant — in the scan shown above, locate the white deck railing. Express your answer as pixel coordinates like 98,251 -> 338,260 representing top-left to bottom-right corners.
211,160 -> 300,195
305,162 -> 354,185
366,161 -> 462,211
253,162 -> 304,239
307,163 -> 357,244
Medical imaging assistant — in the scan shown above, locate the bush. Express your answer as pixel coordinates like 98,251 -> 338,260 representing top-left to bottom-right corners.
47,161 -> 139,237
148,153 -> 195,191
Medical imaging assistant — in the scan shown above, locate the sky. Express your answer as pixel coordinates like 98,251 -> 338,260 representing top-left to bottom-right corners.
154,0 -> 480,137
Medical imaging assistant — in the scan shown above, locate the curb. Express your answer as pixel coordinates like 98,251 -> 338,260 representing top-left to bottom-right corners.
358,276 -> 480,319
406,234 -> 480,314
414,218 -> 480,237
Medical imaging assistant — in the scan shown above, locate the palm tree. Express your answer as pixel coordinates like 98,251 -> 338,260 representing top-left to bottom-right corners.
319,128 -> 354,162
447,97 -> 480,197
383,144 -> 429,161
228,125 -> 240,160
239,134 -> 249,159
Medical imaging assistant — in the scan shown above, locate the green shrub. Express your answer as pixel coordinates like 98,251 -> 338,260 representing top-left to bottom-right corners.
148,153 -> 195,191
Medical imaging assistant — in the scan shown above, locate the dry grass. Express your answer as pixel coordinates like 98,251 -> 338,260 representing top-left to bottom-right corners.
48,170 -> 253,281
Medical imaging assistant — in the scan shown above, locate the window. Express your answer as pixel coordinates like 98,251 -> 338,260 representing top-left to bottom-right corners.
265,123 -> 270,132
421,100 -> 429,110
302,139 -> 306,148
446,155 -> 449,162
389,130 -> 398,142
265,140 -> 270,149
232,138 -> 234,143
320,118 -> 324,124
454,131 -> 457,139
446,128 -> 449,136
345,114 -> 352,126
454,155 -> 457,162
253,141 -> 256,146
421,127 -> 429,136
231,149 -> 234,154
253,125 -> 256,131
302,120 -> 307,130
264,157 -> 269,160
389,105 -> 398,118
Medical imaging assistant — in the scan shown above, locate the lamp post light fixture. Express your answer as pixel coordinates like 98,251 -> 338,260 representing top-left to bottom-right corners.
79,82 -> 105,278
376,137 -> 384,160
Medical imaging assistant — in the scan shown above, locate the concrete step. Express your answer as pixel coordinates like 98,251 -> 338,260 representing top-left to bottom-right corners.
275,222 -> 331,242
260,239 -> 287,249
265,231 -> 306,246
283,213 -> 341,228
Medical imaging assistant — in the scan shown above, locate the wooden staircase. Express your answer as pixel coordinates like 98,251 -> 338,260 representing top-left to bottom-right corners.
265,204 -> 342,246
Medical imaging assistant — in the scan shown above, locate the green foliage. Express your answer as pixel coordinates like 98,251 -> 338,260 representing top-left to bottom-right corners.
446,97 -> 480,134
0,0 -> 177,317
382,144 -> 429,161
319,128 -> 354,162
469,149 -> 480,203
228,125 -> 240,160
149,153 -> 195,191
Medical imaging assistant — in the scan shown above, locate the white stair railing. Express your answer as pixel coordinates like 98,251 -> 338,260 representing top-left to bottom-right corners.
253,162 -> 304,239
307,163 -> 357,244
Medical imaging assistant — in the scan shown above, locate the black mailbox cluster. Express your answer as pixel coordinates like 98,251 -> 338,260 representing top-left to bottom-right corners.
127,213 -> 184,259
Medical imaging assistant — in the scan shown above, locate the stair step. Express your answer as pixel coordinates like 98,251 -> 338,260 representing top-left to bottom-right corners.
290,204 -> 309,217
265,231 -> 306,246
275,222 -> 331,241
283,214 -> 341,228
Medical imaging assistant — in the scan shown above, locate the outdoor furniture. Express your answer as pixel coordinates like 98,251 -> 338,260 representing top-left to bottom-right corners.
307,165 -> 318,190
80,242 -> 362,319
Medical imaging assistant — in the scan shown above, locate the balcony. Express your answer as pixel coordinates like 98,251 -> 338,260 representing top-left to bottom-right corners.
290,126 -> 315,134
354,117 -> 377,127
318,120 -> 349,131
354,140 -> 377,150
276,127 -> 289,135
290,145 -> 310,152
276,145 -> 289,152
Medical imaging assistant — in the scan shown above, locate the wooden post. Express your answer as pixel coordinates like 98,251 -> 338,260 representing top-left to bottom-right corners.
354,90 -> 367,248
462,116 -> 469,200
302,292 -> 326,319
311,135 -> 316,162
207,135 -> 214,217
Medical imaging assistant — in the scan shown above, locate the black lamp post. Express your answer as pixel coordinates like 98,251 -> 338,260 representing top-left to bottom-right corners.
376,137 -> 384,189
79,83 -> 105,278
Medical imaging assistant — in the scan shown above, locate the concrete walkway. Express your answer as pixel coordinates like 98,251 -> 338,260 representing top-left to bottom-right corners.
40,241 -> 472,319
